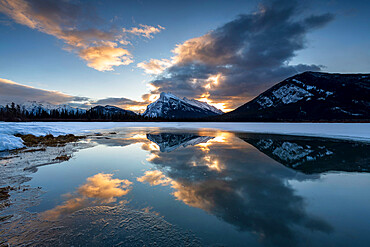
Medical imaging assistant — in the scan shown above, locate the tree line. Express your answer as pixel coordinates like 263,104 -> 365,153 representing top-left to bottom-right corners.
0,103 -> 152,122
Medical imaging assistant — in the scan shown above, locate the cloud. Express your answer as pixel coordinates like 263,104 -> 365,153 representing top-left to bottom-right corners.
138,131 -> 332,246
139,0 -> 333,110
0,77 -> 150,112
79,45 -> 133,72
42,173 -> 132,220
87,97 -> 149,112
78,173 -> 132,203
0,77 -> 77,104
137,170 -> 172,186
123,24 -> 165,39
137,59 -> 172,75
0,0 -> 164,71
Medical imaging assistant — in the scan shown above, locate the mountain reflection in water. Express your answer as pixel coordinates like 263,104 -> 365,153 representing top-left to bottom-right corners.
3,129 -> 369,246
91,130 -> 369,245
138,132 -> 337,246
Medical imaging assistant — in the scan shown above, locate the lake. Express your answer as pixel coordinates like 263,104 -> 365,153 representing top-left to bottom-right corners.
1,127 -> 370,246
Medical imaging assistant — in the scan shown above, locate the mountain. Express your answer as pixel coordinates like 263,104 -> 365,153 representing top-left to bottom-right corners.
89,105 -> 136,116
143,92 -> 223,119
20,101 -> 87,115
0,102 -> 139,121
237,133 -> 370,174
221,72 -> 370,121
147,133 -> 213,152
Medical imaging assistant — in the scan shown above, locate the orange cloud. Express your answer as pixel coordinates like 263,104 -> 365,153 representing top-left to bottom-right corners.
42,173 -> 132,220
79,45 -> 133,71
0,0 -> 163,71
78,173 -> 132,203
137,59 -> 172,75
136,169 -> 228,211
137,170 -> 172,186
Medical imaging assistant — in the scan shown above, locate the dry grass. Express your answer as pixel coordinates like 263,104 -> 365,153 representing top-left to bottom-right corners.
0,186 -> 11,201
15,134 -> 85,147
54,155 -> 71,162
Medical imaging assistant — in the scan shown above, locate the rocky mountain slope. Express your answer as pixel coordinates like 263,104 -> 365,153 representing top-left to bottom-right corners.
221,72 -> 370,121
142,92 -> 223,119
89,105 -> 136,116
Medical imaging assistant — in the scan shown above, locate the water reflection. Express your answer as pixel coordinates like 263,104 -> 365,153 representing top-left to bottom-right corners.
238,133 -> 370,173
7,129 -> 368,246
138,131 -> 335,246
42,173 -> 132,220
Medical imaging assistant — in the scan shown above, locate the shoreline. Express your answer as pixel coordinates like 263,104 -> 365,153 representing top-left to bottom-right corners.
1,122 -> 370,151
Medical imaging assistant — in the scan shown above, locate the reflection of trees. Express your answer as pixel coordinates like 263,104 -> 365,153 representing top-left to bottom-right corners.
140,132 -> 333,246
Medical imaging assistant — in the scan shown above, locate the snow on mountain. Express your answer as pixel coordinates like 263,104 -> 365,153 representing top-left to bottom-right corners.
143,92 -> 223,119
255,77 -> 335,109
89,105 -> 136,116
147,133 -> 213,152
182,98 -> 224,115
4,101 -> 87,115
223,72 -> 370,121
242,134 -> 370,173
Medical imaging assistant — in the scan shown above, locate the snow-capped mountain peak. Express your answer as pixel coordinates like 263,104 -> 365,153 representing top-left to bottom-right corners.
6,101 -> 87,115
159,92 -> 181,101
143,92 -> 223,119
182,97 -> 224,115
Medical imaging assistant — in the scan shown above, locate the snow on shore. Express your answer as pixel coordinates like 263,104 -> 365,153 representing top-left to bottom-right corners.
1,122 -> 369,151
0,133 -> 25,151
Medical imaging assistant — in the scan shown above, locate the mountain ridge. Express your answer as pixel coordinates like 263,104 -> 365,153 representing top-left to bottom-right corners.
219,71 -> 370,121
142,92 -> 223,119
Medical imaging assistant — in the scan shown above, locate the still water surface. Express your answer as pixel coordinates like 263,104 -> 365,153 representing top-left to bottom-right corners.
5,128 -> 370,246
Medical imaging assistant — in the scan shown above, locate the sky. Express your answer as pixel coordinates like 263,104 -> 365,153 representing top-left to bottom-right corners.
0,0 -> 369,112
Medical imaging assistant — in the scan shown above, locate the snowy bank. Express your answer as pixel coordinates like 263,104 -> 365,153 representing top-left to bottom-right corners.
1,122 -> 369,151
0,133 -> 25,151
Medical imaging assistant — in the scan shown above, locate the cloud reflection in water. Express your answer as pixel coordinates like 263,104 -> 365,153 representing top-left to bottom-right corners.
138,131 -> 333,246
42,173 -> 132,220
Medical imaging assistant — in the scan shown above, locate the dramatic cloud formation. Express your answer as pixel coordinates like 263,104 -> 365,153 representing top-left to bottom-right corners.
139,0 -> 334,110
0,77 -> 84,104
42,173 -> 132,220
0,0 -> 163,71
